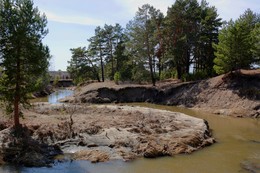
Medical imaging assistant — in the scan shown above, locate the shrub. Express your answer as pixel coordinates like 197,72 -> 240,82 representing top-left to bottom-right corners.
114,71 -> 121,85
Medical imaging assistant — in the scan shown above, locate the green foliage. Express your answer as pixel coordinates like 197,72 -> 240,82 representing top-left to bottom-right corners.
67,47 -> 101,84
34,73 -> 50,91
113,42 -> 132,81
74,77 -> 85,86
160,70 -> 176,80
0,0 -> 50,126
165,0 -> 199,79
103,24 -> 126,79
182,70 -> 210,82
214,9 -> 260,74
181,73 -> 190,82
68,24 -> 128,83
67,0 -> 258,84
131,63 -> 150,83
53,75 -> 60,87
194,1 -> 222,76
252,23 -> 260,64
164,0 -> 221,79
126,4 -> 163,85
86,24 -> 127,82
114,72 -> 121,85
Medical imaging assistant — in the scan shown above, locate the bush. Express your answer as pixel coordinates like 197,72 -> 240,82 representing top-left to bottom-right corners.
53,76 -> 60,86
114,71 -> 121,85
74,77 -> 85,86
181,70 -> 209,82
131,65 -> 150,84
160,70 -> 176,80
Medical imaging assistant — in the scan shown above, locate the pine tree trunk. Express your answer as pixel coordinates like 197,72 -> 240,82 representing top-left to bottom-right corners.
14,96 -> 20,128
146,31 -> 156,86
110,43 -> 114,79
149,56 -> 156,86
14,54 -> 21,128
101,58 -> 104,82
99,47 -> 104,82
158,56 -> 161,80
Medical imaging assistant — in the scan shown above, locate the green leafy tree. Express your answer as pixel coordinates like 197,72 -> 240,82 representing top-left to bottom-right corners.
100,24 -> 126,80
68,47 -> 86,84
113,71 -> 121,85
193,0 -> 222,76
130,62 -> 150,83
35,72 -> 50,91
103,24 -> 114,79
164,0 -> 221,79
126,4 -> 163,86
88,26 -> 106,82
86,24 -> 128,82
0,0 -> 50,128
67,47 -> 100,84
154,12 -> 165,80
213,9 -> 259,74
252,23 -> 260,64
53,75 -> 60,87
113,41 -> 132,81
165,0 -> 201,79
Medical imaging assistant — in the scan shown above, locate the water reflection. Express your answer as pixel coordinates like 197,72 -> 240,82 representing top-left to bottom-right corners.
48,90 -> 73,104
2,160 -> 132,173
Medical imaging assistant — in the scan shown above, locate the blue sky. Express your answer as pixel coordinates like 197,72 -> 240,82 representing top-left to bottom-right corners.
33,0 -> 260,71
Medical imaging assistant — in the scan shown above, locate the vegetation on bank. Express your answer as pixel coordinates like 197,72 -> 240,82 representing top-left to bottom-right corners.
67,0 -> 260,85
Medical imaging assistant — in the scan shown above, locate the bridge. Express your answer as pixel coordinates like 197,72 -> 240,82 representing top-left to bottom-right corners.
50,79 -> 74,87
49,71 -> 74,87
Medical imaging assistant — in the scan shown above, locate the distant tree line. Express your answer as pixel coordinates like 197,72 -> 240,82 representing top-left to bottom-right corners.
68,0 -> 260,85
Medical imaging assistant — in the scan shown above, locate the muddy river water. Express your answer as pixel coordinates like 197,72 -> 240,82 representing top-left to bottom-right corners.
0,91 -> 259,173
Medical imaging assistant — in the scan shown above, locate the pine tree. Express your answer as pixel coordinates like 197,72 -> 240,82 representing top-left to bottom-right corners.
0,0 -> 50,128
88,26 -> 106,82
165,0 -> 201,79
102,24 -> 126,79
126,4 -> 163,86
214,9 -> 259,74
193,1 -> 222,76
252,24 -> 260,64
67,47 -> 100,83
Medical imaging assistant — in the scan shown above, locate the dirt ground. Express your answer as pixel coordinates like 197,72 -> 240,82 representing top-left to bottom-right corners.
0,104 -> 214,164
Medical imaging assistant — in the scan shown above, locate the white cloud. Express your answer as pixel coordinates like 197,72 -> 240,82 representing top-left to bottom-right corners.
115,0 -> 173,16
116,0 -> 259,22
206,0 -> 259,21
44,11 -> 104,26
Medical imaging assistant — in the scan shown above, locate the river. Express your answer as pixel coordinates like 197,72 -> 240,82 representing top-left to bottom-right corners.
32,90 -> 74,104
0,91 -> 259,173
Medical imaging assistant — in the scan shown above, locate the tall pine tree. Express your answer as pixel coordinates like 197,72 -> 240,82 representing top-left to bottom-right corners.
165,0 -> 201,79
214,9 -> 259,74
126,4 -> 163,86
0,0 -> 50,128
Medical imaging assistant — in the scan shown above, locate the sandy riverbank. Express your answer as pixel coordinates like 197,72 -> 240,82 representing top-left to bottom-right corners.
0,104 -> 214,165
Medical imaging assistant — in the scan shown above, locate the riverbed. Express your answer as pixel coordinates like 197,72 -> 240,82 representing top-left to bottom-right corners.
0,91 -> 259,173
